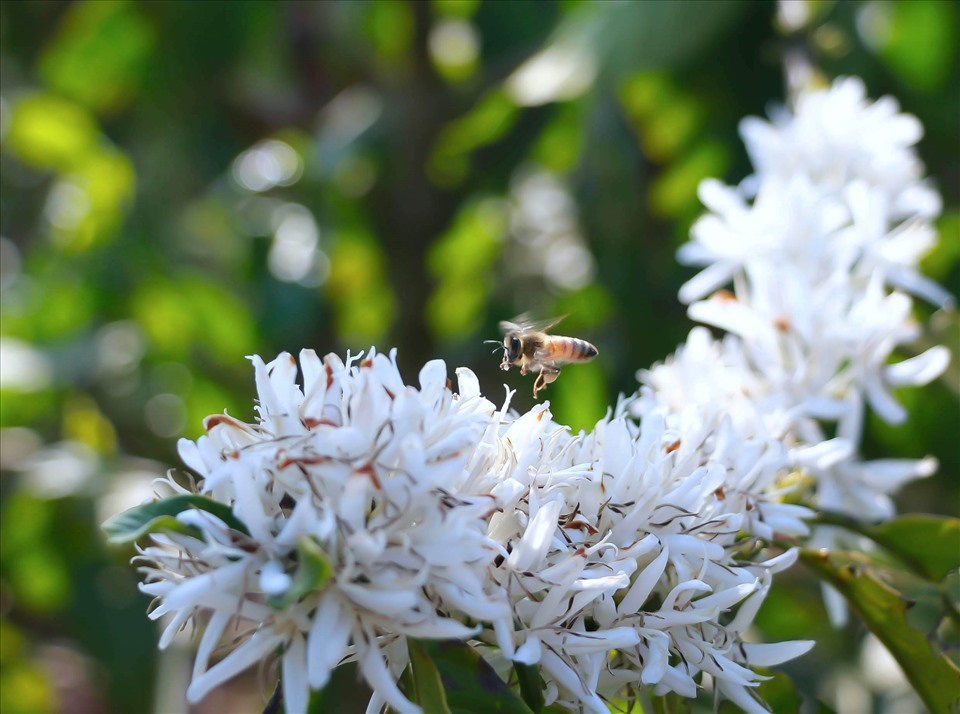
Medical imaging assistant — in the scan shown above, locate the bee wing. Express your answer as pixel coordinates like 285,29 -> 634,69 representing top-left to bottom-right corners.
499,313 -> 568,335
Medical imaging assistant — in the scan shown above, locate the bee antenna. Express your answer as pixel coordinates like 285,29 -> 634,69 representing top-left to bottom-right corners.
483,339 -> 504,355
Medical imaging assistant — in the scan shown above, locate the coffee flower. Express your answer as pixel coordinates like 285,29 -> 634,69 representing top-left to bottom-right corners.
137,349 -> 509,713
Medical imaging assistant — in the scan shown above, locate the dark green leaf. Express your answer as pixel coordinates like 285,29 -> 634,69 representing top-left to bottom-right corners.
268,537 -> 334,609
800,548 -> 960,713
307,662 -> 370,714
102,494 -> 250,544
514,661 -> 544,714
407,639 -> 453,714
415,640 -> 533,714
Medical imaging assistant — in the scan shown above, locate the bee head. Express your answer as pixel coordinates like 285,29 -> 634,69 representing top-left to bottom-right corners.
505,333 -> 522,363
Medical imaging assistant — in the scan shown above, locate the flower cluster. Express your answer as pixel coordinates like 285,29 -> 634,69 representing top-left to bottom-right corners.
632,77 -> 950,608
138,349 -> 510,713
127,77 -> 950,713
135,347 -> 813,713
482,401 -> 811,712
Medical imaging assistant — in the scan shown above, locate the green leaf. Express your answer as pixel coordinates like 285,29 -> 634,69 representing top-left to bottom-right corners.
414,640 -> 533,714
865,515 -> 960,582
653,691 -> 690,714
307,662 -> 369,714
101,494 -> 250,544
268,537 -> 333,609
800,549 -> 960,712
514,662 -> 544,713
818,513 -> 960,582
407,639 -> 453,714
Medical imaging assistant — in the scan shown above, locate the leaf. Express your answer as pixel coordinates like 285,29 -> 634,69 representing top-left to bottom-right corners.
865,515 -> 960,582
800,549 -> 960,713
407,639 -> 453,714
101,494 -> 250,544
268,537 -> 334,609
307,662 -> 369,714
414,640 -> 533,714
514,662 -> 544,714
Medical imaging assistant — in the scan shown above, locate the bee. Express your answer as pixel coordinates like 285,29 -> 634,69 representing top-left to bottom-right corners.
486,315 -> 598,398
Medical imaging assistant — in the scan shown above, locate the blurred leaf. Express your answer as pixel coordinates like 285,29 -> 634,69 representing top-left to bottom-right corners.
183,376 -> 244,439
547,359 -> 606,434
63,394 -> 117,454
924,212 -> 960,280
427,278 -> 487,341
5,93 -> 99,171
433,0 -> 480,20
863,514 -> 960,582
430,90 -> 520,186
327,228 -> 395,342
407,639 -> 453,714
365,0 -> 414,63
427,199 -> 505,281
752,670 -> 803,713
132,276 -> 256,361
102,493 -> 251,544
415,639 -> 533,714
307,662 -> 369,713
0,655 -> 55,714
54,148 -> 136,251
531,103 -> 583,173
6,546 -> 71,614
621,73 -> 705,164
555,1 -> 747,82
183,275 -> 258,362
878,0 -> 957,92
514,662 -> 544,713
553,284 -> 614,330
267,537 -> 333,609
39,0 -> 156,114
800,548 -> 960,712
652,691 -> 689,713
648,140 -> 729,218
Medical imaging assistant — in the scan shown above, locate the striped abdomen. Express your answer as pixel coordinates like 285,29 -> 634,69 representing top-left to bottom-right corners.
548,336 -> 598,364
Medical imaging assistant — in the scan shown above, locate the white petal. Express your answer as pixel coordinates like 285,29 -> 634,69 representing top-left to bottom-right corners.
359,640 -> 421,714
283,634 -> 310,714
678,262 -> 738,304
187,629 -> 285,703
885,346 -> 950,387
742,640 -> 814,666
307,595 -> 351,689
505,498 -> 562,572
513,635 -> 542,665
618,545 -> 669,616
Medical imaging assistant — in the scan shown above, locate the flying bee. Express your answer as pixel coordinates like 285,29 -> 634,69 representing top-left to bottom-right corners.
486,315 -> 598,398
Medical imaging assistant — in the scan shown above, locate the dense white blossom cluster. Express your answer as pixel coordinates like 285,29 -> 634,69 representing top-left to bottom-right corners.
130,77 -> 949,713
139,349 -> 509,713
633,77 -> 950,612
136,348 -> 812,713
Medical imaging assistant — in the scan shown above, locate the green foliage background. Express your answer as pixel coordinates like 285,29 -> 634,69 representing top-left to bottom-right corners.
0,1 -> 956,712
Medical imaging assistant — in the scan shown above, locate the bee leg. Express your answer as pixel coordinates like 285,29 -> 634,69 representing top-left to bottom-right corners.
533,366 -> 561,399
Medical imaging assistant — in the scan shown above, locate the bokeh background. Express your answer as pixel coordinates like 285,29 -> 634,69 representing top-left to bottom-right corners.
1,1 -> 957,712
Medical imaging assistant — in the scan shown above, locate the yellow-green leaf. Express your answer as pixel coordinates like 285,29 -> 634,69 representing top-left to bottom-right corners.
800,548 -> 960,712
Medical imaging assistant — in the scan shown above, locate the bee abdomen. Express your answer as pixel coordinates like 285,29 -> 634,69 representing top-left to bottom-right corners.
566,338 -> 598,362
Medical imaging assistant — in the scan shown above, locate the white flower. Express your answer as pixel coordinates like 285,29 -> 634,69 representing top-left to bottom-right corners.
653,77 -> 951,539
739,76 -> 941,221
481,401 -> 812,711
138,349 -> 509,713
